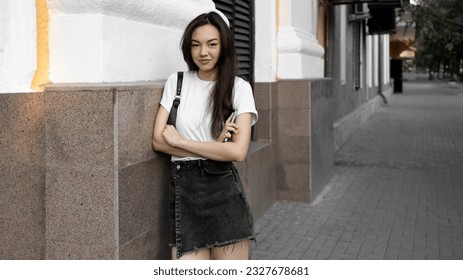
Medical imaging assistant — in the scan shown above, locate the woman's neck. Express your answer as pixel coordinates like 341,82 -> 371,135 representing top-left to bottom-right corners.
197,70 -> 217,81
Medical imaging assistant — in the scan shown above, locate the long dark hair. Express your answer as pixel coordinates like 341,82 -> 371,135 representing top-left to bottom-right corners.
181,12 -> 236,139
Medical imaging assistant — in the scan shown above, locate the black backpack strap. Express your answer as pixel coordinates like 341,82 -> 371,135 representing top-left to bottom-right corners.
176,72 -> 183,98
167,72 -> 183,127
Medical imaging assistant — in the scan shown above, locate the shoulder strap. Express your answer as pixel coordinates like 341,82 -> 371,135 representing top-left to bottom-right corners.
166,72 -> 183,127
176,71 -> 183,98
172,71 -> 183,108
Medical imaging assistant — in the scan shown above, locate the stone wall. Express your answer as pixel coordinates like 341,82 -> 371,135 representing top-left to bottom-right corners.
277,79 -> 334,202
44,83 -> 169,259
333,85 -> 393,152
244,82 -> 279,219
0,78 -> 333,259
0,92 -> 46,259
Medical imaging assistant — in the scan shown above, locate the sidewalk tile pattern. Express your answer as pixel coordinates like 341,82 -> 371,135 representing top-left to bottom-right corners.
252,80 -> 463,260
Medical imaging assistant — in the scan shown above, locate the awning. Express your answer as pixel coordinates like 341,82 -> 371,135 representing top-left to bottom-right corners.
330,0 -> 408,7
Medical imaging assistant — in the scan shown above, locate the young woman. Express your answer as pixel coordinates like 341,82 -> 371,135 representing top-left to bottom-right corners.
152,12 -> 258,260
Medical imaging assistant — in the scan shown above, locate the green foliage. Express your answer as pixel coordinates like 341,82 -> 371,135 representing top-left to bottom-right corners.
414,0 -> 463,80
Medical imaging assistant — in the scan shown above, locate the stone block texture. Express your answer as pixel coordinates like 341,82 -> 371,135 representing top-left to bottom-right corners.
1,77 -> 333,259
44,83 -> 169,259
0,92 -> 46,259
277,79 -> 334,202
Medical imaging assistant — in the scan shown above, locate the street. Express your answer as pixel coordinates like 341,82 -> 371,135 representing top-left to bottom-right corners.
252,77 -> 463,260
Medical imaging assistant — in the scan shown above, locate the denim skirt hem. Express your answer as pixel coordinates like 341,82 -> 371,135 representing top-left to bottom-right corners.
169,235 -> 256,257
168,159 -> 255,259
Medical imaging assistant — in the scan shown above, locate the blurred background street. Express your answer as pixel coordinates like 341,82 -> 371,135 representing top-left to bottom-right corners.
253,76 -> 463,260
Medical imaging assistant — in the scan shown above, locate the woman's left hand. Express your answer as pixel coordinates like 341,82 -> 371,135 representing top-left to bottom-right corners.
162,125 -> 182,147
218,113 -> 239,142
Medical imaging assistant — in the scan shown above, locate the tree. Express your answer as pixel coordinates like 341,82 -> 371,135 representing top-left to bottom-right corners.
414,0 -> 463,81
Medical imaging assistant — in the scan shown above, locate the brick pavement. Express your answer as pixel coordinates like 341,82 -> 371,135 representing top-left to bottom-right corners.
252,78 -> 463,260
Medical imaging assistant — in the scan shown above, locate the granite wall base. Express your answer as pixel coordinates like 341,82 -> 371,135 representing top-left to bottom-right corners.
1,77 -> 335,259
334,85 -> 393,151
277,79 -> 334,202
0,92 -> 46,260
42,81 -> 282,259
44,83 -> 170,259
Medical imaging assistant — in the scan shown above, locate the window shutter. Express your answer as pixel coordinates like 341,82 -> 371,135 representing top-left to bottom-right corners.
353,20 -> 361,90
213,0 -> 255,84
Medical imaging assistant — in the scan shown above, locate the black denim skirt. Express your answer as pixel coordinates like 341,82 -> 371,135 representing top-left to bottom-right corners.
168,159 -> 255,258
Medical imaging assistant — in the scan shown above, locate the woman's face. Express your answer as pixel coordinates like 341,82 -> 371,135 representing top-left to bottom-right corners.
191,24 -> 221,80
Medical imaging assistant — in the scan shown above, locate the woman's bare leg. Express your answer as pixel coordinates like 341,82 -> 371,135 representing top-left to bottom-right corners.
211,240 -> 250,260
171,247 -> 211,260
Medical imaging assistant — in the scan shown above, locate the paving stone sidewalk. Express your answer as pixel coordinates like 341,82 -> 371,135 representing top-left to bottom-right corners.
252,78 -> 463,260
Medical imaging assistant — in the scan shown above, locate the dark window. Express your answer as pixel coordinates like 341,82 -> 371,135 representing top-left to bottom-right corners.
213,0 -> 255,84
330,0 -> 402,6
367,6 -> 396,34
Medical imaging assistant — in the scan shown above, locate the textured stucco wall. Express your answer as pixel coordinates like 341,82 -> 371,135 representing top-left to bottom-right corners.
47,0 -> 217,83
46,0 -> 214,27
0,0 -> 37,93
254,0 -> 278,82
0,0 -> 221,91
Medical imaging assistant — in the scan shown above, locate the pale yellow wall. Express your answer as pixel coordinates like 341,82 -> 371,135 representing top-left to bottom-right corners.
31,0 -> 49,91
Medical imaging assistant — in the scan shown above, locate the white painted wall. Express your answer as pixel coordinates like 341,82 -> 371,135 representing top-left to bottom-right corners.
47,0 -> 216,83
1,0 -> 392,91
367,34 -> 390,89
48,14 -> 188,83
254,0 -> 277,82
339,5 -> 346,85
383,34 -> 390,85
373,35 -> 379,87
366,35 -> 373,88
0,0 -> 37,93
277,0 -> 324,79
47,0 -> 214,27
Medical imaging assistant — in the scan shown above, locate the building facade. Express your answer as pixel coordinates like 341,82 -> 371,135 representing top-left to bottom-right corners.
1,0 -> 398,259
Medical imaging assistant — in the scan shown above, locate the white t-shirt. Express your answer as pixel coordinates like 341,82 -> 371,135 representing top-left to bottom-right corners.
160,71 -> 258,161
